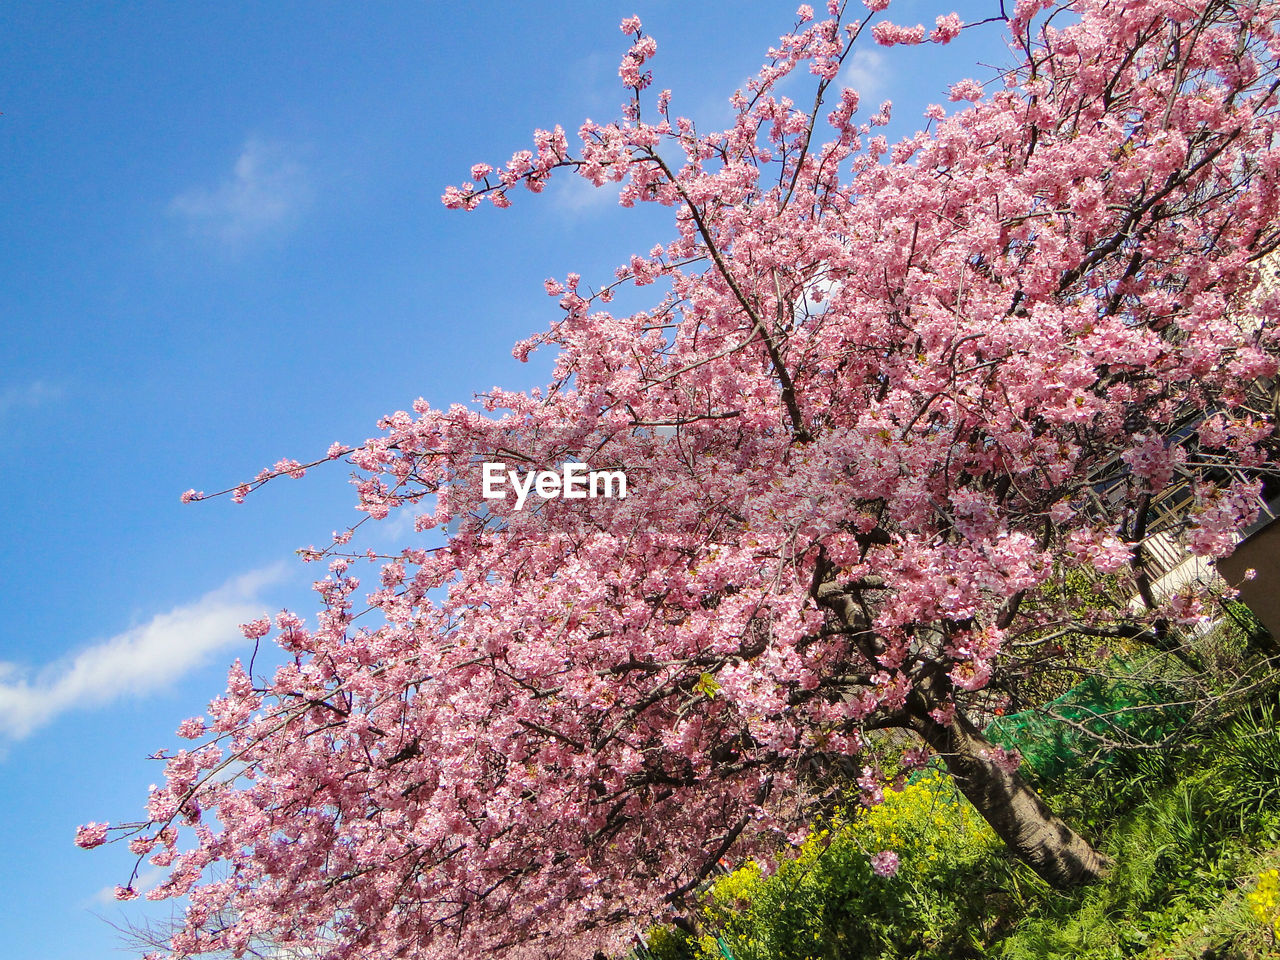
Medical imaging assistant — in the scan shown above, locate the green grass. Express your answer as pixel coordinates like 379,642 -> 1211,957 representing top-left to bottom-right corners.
641,698 -> 1280,960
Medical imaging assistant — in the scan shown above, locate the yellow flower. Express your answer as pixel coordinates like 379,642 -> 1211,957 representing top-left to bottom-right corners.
1247,869 -> 1280,938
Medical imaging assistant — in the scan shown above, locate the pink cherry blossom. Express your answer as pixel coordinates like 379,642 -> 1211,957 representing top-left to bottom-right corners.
930,13 -> 963,44
870,850 -> 900,877
88,2 -> 1280,955
948,78 -> 984,101
872,21 -> 925,46
74,822 -> 108,849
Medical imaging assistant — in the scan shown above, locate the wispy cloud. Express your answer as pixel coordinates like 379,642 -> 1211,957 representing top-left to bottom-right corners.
0,380 -> 63,419
90,866 -> 168,907
373,506 -> 428,542
549,173 -> 623,216
169,139 -> 312,245
838,47 -> 889,106
0,565 -> 288,741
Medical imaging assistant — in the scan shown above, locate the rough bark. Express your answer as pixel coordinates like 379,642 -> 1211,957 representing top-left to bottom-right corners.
905,705 -> 1111,888
815,576 -> 1109,887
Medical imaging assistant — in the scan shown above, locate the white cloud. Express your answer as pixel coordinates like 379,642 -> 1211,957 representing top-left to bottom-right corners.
550,173 -> 623,216
0,380 -> 62,418
373,506 -> 427,542
169,139 -> 312,245
837,47 -> 889,106
90,865 -> 168,907
0,565 -> 288,741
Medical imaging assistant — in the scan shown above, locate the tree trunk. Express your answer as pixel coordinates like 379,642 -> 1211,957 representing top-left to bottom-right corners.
905,706 -> 1110,888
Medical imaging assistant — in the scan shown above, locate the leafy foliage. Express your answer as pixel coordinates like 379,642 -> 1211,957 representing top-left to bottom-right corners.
685,772 -> 999,960
645,677 -> 1280,960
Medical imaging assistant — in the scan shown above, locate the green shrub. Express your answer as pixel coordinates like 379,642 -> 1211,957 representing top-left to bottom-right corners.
671,771 -> 1000,960
640,678 -> 1280,960
997,702 -> 1280,960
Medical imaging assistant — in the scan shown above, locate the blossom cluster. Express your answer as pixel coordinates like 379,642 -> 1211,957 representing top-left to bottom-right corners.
87,1 -> 1280,957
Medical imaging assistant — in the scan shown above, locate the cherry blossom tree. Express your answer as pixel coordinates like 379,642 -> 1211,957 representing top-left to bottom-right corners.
84,1 -> 1280,957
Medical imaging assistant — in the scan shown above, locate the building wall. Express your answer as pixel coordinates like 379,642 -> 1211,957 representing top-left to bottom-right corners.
1218,521 -> 1280,635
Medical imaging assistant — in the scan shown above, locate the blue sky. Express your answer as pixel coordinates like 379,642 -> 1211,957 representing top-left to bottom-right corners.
0,3 -> 1015,956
